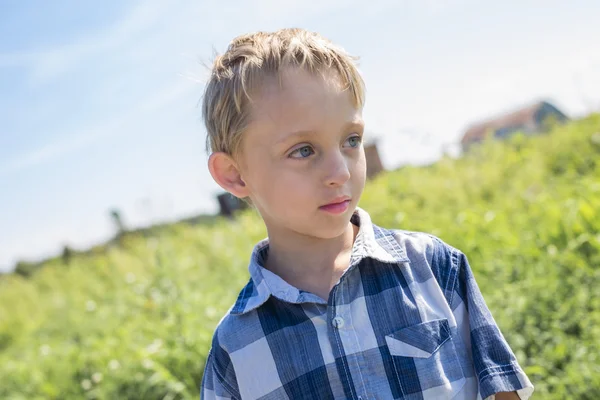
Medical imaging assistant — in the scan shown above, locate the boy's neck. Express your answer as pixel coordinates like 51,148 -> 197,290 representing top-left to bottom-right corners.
264,220 -> 359,302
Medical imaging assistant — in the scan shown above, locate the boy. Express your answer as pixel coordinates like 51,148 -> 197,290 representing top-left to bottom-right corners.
200,28 -> 534,400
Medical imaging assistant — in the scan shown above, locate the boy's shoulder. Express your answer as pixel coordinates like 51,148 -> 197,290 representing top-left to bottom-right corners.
387,227 -> 458,258
382,226 -> 464,291
374,223 -> 464,273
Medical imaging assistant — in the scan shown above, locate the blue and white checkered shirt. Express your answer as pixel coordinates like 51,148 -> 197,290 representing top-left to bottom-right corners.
201,207 -> 534,399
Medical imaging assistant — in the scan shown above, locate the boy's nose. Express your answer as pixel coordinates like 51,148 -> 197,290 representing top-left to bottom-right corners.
324,152 -> 351,186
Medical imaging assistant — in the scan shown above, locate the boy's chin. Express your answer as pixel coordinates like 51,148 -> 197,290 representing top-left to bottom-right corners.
304,217 -> 354,239
264,207 -> 355,239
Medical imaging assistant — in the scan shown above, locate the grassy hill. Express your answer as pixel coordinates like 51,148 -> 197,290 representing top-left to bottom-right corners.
1,114 -> 599,399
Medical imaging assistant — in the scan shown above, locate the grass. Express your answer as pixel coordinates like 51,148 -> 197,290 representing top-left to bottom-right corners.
1,114 -> 599,399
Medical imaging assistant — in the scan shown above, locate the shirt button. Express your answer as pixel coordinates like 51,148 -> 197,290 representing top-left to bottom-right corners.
332,316 -> 345,328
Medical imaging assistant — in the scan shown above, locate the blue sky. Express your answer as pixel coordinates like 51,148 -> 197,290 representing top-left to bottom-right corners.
1,0 -> 599,271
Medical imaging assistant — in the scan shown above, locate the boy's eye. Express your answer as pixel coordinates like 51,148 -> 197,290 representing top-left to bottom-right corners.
345,135 -> 362,148
289,145 -> 315,159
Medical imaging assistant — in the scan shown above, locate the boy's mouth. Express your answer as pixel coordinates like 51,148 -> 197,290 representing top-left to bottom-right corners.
319,197 -> 351,214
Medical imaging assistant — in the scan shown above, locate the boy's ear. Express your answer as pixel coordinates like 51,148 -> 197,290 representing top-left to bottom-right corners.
207,152 -> 251,199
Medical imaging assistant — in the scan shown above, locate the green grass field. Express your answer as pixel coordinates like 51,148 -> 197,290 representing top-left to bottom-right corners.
1,114 -> 599,399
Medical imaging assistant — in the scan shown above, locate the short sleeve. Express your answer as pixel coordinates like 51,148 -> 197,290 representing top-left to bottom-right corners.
200,347 -> 240,400
452,250 -> 534,400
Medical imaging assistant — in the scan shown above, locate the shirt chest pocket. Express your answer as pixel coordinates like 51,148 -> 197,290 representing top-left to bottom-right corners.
385,318 -> 466,398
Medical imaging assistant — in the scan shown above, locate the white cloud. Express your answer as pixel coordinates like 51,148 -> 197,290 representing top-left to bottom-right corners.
0,131 -> 106,176
0,73 -> 200,177
0,2 -> 170,86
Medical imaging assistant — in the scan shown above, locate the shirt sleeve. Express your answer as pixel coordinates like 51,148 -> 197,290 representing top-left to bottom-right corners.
451,248 -> 535,400
200,348 -> 240,400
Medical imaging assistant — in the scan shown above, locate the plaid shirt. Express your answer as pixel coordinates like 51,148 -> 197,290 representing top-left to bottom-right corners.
201,207 -> 534,400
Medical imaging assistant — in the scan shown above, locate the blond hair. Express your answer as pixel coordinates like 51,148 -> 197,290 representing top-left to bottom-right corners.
202,28 -> 366,158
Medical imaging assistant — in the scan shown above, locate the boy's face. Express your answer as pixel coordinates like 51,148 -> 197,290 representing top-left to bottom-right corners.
237,67 -> 366,239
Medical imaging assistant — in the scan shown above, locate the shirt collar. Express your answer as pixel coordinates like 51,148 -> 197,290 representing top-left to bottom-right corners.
230,207 -> 409,315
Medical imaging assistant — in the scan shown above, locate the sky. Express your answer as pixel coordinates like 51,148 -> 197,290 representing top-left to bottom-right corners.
1,0 -> 599,272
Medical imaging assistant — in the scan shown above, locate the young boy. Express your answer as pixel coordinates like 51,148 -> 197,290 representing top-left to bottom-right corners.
200,28 -> 534,400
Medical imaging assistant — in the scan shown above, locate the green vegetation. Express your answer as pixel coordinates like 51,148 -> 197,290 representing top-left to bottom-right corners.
1,114 -> 599,399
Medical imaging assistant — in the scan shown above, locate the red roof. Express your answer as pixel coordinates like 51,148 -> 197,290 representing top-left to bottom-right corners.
461,101 -> 547,145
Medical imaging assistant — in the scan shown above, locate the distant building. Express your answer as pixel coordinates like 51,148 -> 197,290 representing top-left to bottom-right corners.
461,101 -> 569,152
364,141 -> 385,179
